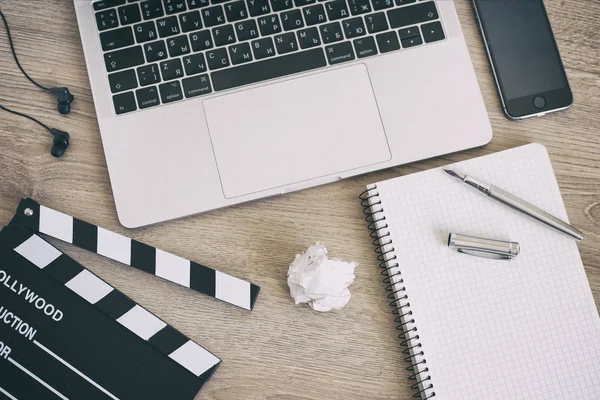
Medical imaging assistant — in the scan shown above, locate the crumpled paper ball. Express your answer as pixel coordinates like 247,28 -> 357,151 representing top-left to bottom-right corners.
287,243 -> 357,312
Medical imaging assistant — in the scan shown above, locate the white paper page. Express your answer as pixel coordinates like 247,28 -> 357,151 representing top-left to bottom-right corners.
372,144 -> 600,399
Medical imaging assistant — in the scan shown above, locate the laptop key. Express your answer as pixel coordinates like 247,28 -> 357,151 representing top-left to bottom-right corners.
371,0 -> 393,11
157,16 -> 181,37
270,0 -> 294,12
325,0 -> 349,20
398,25 -> 419,39
167,35 -> 191,56
342,17 -> 366,38
137,64 -> 161,86
134,21 -> 158,42
182,74 -> 213,97
96,9 -> 120,31
348,0 -> 371,15
251,37 -> 276,59
183,53 -> 208,74
234,20 -> 260,41
325,41 -> 355,64
202,5 -> 226,27
353,36 -> 377,58
395,0 -> 416,5
179,11 -> 203,32
113,91 -> 137,114
160,58 -> 184,80
94,0 -> 126,11
211,47 -> 326,91
294,0 -> 316,6
144,40 -> 168,62
159,81 -> 184,103
281,9 -> 304,31
206,48 -> 231,69
105,46 -> 145,72
136,86 -> 161,109
187,0 -> 209,8
274,32 -> 299,54
421,20 -> 444,43
108,69 -> 138,93
213,24 -> 237,46
118,4 -> 142,25
247,0 -> 271,17
228,42 -> 253,64
190,29 -> 214,51
303,4 -> 326,26
375,31 -> 399,52
387,1 -> 438,29
164,0 -> 187,14
100,27 -> 135,51
401,34 -> 422,48
257,14 -> 282,36
141,0 -> 165,19
365,12 -> 388,33
297,27 -> 321,48
224,2 -> 249,22
319,22 -> 343,44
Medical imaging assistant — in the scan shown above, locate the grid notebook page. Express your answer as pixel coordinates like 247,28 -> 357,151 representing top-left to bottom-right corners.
371,144 -> 600,399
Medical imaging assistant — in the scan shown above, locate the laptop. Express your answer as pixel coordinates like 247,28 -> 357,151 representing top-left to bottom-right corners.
74,0 -> 492,228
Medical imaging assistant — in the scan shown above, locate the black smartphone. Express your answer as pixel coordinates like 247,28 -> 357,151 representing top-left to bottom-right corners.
472,0 -> 572,120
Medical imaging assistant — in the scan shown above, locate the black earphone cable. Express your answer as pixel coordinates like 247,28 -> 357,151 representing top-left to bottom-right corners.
0,9 -> 53,135
0,103 -> 54,135
0,10 -> 50,92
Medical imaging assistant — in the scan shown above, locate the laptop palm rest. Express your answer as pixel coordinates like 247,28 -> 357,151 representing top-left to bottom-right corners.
203,64 -> 391,199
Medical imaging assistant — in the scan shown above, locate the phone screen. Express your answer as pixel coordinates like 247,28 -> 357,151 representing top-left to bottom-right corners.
473,0 -> 572,118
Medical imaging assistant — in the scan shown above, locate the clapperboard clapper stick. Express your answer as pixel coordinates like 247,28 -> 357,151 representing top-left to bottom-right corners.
9,198 -> 260,311
0,224 -> 220,399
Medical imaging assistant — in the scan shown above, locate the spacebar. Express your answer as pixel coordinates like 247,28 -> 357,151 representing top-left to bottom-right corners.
211,48 -> 327,92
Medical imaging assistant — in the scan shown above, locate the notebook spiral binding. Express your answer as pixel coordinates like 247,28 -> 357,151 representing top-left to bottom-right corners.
360,187 -> 435,399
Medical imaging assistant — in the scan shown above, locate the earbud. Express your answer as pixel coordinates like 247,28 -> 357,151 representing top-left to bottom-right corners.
50,87 -> 74,115
50,128 -> 70,158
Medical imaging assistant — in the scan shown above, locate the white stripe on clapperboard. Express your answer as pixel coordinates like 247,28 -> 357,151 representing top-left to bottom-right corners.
156,249 -> 190,287
39,206 -> 73,244
14,235 -> 62,269
8,357 -> 68,400
65,270 -> 114,304
0,386 -> 18,400
97,227 -> 131,266
34,340 -> 119,400
117,305 -> 167,340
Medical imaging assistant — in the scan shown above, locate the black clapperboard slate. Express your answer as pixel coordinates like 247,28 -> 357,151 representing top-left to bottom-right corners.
0,225 -> 220,398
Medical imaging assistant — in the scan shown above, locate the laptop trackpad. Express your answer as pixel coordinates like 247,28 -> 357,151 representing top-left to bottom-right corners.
203,64 -> 391,199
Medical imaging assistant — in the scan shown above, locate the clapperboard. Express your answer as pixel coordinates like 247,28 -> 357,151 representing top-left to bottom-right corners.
0,199 -> 261,399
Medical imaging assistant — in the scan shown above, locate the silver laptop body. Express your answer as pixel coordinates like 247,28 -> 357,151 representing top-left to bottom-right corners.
74,0 -> 491,228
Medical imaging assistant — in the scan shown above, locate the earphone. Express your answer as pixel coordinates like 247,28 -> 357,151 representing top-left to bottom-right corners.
0,104 -> 70,158
50,87 -> 75,116
0,10 -> 73,158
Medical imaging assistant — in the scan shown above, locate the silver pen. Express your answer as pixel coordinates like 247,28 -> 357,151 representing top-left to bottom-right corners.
444,169 -> 584,241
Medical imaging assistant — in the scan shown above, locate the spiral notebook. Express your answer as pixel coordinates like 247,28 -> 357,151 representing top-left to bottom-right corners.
361,144 -> 600,399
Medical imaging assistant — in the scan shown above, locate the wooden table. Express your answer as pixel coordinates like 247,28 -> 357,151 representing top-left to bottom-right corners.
0,1 -> 598,399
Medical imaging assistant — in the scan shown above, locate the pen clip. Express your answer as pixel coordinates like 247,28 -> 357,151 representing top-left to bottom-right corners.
448,233 -> 520,261
457,248 -> 515,260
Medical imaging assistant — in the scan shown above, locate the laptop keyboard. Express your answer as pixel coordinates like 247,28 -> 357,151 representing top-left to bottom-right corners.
93,0 -> 445,115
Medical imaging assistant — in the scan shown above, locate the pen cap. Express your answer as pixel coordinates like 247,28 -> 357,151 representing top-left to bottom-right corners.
448,233 -> 520,260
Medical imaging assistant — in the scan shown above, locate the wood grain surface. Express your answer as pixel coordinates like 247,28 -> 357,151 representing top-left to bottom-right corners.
0,1 -> 598,399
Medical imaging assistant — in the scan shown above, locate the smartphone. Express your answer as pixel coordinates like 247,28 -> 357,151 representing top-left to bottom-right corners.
472,0 -> 572,120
